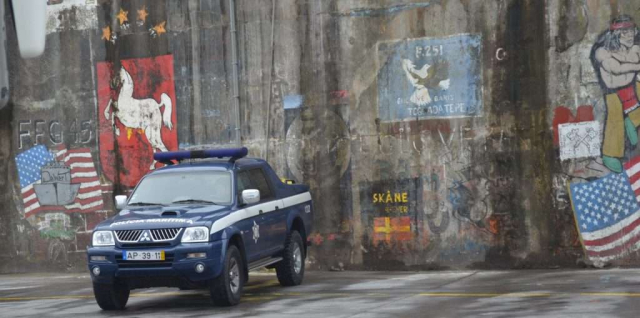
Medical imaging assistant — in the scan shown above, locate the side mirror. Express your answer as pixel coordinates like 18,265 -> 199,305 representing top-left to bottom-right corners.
241,189 -> 260,205
115,195 -> 128,210
11,0 -> 47,59
0,0 -> 47,110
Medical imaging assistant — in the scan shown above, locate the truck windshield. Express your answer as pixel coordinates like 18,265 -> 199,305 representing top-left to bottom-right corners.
128,170 -> 232,206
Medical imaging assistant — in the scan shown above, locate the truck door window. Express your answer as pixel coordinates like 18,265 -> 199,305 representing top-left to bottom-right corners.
248,169 -> 273,201
237,171 -> 252,202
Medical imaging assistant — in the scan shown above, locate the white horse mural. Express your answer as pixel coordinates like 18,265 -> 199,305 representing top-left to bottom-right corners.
103,66 -> 173,169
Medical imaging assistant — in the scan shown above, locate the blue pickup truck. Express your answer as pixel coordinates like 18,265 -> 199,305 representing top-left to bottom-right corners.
87,148 -> 313,310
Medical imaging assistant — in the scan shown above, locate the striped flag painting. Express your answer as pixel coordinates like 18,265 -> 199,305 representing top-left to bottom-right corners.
16,145 -> 104,218
569,157 -> 640,263
373,216 -> 411,246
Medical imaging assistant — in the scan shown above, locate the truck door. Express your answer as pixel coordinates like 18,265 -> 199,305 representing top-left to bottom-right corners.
235,170 -> 264,263
246,168 -> 286,257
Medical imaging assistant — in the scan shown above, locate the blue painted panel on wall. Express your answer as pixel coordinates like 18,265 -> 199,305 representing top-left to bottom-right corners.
377,34 -> 483,121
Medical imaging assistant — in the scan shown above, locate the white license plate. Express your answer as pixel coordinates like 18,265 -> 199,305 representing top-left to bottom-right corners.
123,250 -> 165,261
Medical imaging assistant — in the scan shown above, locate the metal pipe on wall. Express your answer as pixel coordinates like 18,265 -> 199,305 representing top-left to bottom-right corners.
265,0 -> 276,162
230,0 -> 241,146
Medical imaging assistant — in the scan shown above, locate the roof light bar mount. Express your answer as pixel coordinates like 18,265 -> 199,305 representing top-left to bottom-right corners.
153,147 -> 249,165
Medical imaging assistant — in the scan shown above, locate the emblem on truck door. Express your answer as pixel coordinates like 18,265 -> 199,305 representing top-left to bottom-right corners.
252,221 -> 260,244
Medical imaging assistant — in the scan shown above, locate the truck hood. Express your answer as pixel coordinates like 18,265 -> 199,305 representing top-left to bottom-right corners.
96,204 -> 232,230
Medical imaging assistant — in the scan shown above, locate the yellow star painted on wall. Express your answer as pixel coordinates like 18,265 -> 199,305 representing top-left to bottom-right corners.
101,26 -> 111,41
117,8 -> 128,25
137,6 -> 148,22
153,21 -> 166,35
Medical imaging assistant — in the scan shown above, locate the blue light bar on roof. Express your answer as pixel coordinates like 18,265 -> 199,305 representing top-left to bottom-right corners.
154,147 -> 248,163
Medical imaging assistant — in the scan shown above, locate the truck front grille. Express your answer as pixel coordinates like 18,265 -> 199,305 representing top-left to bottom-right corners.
151,228 -> 182,241
114,228 -> 182,243
114,230 -> 143,242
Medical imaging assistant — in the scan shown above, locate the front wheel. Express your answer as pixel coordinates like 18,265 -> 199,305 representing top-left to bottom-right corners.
276,230 -> 305,286
93,281 -> 130,310
210,245 -> 244,306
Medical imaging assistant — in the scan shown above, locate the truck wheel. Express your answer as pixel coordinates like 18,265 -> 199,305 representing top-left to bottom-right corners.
93,281 -> 130,310
276,230 -> 305,286
210,245 -> 244,306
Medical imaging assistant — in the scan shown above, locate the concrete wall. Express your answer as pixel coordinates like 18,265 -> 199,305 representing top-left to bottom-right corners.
2,0 -> 638,272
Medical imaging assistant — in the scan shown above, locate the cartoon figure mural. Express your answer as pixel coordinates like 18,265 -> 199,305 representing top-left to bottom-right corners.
97,54 -> 178,187
567,15 -> 640,266
590,15 -> 640,172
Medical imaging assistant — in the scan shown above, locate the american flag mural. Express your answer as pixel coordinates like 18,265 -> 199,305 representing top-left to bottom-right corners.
569,157 -> 640,263
16,145 -> 103,218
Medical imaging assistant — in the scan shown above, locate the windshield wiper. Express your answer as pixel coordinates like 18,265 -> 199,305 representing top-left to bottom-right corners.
172,199 -> 220,205
128,202 -> 165,206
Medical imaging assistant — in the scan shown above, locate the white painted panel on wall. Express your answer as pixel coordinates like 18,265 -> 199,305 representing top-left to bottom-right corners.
559,121 -> 602,161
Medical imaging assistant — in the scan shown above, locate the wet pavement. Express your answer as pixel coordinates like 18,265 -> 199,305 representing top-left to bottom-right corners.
1,269 -> 640,317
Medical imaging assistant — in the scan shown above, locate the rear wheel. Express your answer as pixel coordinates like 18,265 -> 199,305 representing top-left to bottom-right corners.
93,281 -> 130,310
210,245 -> 244,306
276,230 -> 305,286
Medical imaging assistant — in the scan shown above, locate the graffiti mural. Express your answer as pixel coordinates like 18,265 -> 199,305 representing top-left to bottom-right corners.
14,144 -> 105,263
559,121 -> 602,161
553,105 -> 595,146
590,15 -> 640,173
377,34 -> 483,121
17,118 -> 95,150
360,178 -> 420,245
373,217 -> 411,246
360,178 -> 419,217
16,145 -> 103,218
97,54 -> 178,187
569,157 -> 640,263
563,15 -> 640,265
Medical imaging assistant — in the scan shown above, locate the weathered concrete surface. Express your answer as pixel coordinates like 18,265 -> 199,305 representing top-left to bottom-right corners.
4,0 -> 640,272
2,269 -> 640,317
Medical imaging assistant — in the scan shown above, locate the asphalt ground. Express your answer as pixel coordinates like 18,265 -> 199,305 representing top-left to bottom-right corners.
1,269 -> 640,317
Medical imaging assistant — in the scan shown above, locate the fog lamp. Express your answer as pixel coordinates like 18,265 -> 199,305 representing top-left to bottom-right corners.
195,263 -> 205,273
92,266 -> 101,276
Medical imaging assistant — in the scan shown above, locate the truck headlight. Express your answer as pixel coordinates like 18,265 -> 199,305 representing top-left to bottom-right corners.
92,231 -> 115,246
182,227 -> 209,243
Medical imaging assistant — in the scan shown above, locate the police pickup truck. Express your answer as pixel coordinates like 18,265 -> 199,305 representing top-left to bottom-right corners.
87,148 -> 313,310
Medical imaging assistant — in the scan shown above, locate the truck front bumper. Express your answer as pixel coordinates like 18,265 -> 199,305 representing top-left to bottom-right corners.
87,240 -> 226,288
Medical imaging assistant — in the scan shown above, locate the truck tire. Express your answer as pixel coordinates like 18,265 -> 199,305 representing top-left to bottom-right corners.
93,281 -> 130,310
276,230 -> 305,286
210,245 -> 244,306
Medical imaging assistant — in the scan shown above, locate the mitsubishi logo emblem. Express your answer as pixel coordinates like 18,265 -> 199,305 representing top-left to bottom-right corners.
139,231 -> 152,242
